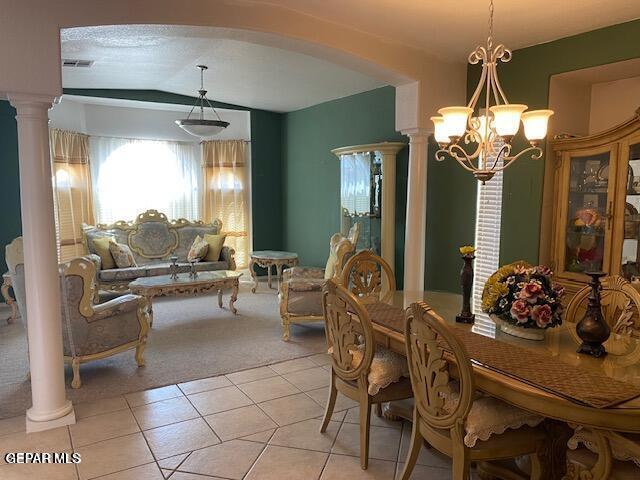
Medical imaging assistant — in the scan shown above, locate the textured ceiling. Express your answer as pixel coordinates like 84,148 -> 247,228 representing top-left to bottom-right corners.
251,0 -> 640,58
60,25 -> 385,112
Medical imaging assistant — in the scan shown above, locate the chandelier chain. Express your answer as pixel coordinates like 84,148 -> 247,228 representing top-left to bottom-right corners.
488,0 -> 494,49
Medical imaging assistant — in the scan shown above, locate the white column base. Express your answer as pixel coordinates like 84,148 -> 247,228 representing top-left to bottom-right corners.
26,402 -> 75,433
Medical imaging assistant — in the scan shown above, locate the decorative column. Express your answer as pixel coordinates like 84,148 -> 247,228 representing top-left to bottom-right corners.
402,129 -> 429,305
8,93 -> 75,432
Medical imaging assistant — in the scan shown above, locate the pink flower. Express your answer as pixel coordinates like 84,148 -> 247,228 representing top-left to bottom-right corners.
518,281 -> 545,304
531,304 -> 553,328
510,299 -> 531,324
553,284 -> 565,298
535,265 -> 552,276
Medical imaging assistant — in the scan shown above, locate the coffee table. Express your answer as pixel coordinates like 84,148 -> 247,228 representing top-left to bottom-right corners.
249,251 -> 298,293
129,271 -> 242,325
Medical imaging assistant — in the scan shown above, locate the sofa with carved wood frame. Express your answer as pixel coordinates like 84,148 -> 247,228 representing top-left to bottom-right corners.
82,209 -> 236,292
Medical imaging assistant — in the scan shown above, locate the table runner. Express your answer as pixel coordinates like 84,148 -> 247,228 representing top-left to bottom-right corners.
364,303 -> 640,409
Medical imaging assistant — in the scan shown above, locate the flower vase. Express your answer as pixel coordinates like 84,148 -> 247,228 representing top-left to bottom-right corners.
491,315 -> 545,341
576,271 -> 610,357
456,255 -> 475,324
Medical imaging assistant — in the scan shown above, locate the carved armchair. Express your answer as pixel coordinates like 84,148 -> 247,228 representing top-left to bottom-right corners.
278,223 -> 359,340
6,237 -> 150,388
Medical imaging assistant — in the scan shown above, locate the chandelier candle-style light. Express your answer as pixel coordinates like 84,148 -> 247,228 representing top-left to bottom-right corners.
432,0 -> 553,183
176,65 -> 230,138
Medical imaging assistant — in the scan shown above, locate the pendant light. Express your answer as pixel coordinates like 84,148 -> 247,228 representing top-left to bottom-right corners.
176,65 -> 229,138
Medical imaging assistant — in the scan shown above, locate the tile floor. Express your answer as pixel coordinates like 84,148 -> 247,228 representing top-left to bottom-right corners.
0,354 -> 456,480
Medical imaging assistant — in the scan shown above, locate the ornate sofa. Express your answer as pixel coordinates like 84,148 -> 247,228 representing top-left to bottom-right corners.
82,209 -> 236,292
278,224 -> 359,340
6,237 -> 150,388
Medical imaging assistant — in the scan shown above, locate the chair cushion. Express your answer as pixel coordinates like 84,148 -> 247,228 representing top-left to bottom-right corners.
288,278 -> 325,292
187,235 -> 209,262
349,345 -> 409,396
109,241 -> 138,268
98,266 -> 148,282
93,236 -> 116,270
445,381 -> 545,448
204,234 -> 226,262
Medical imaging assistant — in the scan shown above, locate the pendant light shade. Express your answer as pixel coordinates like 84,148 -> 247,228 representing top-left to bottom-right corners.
176,65 -> 229,138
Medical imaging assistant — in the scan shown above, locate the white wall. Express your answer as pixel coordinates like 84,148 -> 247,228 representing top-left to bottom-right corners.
49,98 -> 251,141
589,77 -> 640,134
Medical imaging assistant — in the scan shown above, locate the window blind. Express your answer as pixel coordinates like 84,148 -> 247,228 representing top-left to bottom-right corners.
472,149 -> 504,330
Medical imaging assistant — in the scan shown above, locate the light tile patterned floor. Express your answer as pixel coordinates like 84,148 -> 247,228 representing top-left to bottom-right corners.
0,354 -> 454,479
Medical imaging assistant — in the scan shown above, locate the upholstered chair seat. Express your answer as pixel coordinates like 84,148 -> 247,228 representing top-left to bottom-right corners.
6,237 -> 150,389
278,224 -> 359,340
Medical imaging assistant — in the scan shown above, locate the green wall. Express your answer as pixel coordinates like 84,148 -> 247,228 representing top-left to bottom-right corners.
0,89 -> 284,262
0,101 -> 20,272
465,19 -> 640,267
283,87 -> 409,287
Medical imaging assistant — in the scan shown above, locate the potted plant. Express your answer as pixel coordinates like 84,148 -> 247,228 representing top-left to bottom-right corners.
481,261 -> 564,340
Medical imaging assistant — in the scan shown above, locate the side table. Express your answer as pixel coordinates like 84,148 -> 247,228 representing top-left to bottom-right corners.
1,273 -> 18,323
249,251 -> 298,293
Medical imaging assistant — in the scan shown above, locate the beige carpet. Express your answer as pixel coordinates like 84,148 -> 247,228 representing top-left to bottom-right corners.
0,281 -> 327,419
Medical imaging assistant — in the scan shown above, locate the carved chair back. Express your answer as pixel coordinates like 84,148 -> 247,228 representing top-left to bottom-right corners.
327,222 -> 360,280
405,302 -> 475,431
566,275 -> 640,339
340,250 -> 396,303
322,279 -> 375,382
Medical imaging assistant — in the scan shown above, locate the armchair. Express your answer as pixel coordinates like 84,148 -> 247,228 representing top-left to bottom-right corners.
278,223 -> 359,340
6,237 -> 150,388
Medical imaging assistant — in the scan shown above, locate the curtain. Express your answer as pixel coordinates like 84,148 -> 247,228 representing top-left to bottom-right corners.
89,136 -> 202,224
50,128 -> 94,262
202,140 -> 250,268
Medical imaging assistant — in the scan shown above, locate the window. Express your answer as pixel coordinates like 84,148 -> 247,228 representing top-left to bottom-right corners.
90,137 -> 201,224
472,150 -> 504,330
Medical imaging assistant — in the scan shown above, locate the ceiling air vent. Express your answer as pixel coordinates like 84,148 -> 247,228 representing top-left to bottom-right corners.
62,59 -> 94,68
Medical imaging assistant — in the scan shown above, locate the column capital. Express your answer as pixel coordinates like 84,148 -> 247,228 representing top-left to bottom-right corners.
8,93 -> 56,115
401,128 -> 431,142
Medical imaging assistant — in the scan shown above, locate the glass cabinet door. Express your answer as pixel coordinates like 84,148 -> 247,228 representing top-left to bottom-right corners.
561,149 -> 616,276
621,141 -> 640,280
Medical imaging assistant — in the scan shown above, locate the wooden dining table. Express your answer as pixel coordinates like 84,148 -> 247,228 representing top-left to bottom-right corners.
366,290 -> 640,480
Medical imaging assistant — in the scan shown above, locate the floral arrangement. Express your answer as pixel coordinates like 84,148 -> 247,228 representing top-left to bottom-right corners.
481,262 -> 564,329
459,245 -> 476,257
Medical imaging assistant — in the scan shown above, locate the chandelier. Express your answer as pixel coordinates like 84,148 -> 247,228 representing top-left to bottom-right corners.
431,0 -> 553,183
176,65 -> 230,138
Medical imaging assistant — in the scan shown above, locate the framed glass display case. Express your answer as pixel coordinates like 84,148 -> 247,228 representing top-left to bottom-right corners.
548,110 -> 640,297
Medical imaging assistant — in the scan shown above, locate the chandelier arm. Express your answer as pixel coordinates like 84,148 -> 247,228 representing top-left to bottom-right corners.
449,144 -> 480,172
491,60 -> 510,104
489,142 -> 511,170
467,61 -> 488,110
186,98 -> 201,121
489,64 -> 503,107
497,146 -> 544,171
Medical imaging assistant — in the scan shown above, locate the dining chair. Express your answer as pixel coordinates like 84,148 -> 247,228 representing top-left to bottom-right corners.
320,279 -> 413,469
565,275 -> 640,340
400,301 -> 547,480
340,250 -> 396,304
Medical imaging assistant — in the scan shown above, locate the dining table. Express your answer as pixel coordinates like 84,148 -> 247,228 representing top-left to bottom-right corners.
365,290 -> 640,480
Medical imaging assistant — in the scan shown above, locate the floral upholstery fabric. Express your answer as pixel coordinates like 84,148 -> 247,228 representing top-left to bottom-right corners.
288,278 -> 325,293
175,226 -> 220,261
284,266 -> 325,281
83,216 -> 233,286
443,381 -> 544,448
187,235 -> 209,262
109,241 -> 137,268
91,294 -> 140,321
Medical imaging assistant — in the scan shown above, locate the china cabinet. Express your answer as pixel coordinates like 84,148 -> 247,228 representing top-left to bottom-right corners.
332,142 -> 406,274
548,109 -> 640,297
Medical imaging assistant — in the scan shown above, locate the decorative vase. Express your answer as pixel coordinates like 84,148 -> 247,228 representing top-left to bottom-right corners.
491,315 -> 545,341
456,255 -> 475,324
576,271 -> 610,357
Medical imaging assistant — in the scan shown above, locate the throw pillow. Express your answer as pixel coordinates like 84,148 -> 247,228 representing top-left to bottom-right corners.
92,236 -> 116,270
109,241 -> 137,268
187,235 -> 209,262
203,234 -> 226,262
